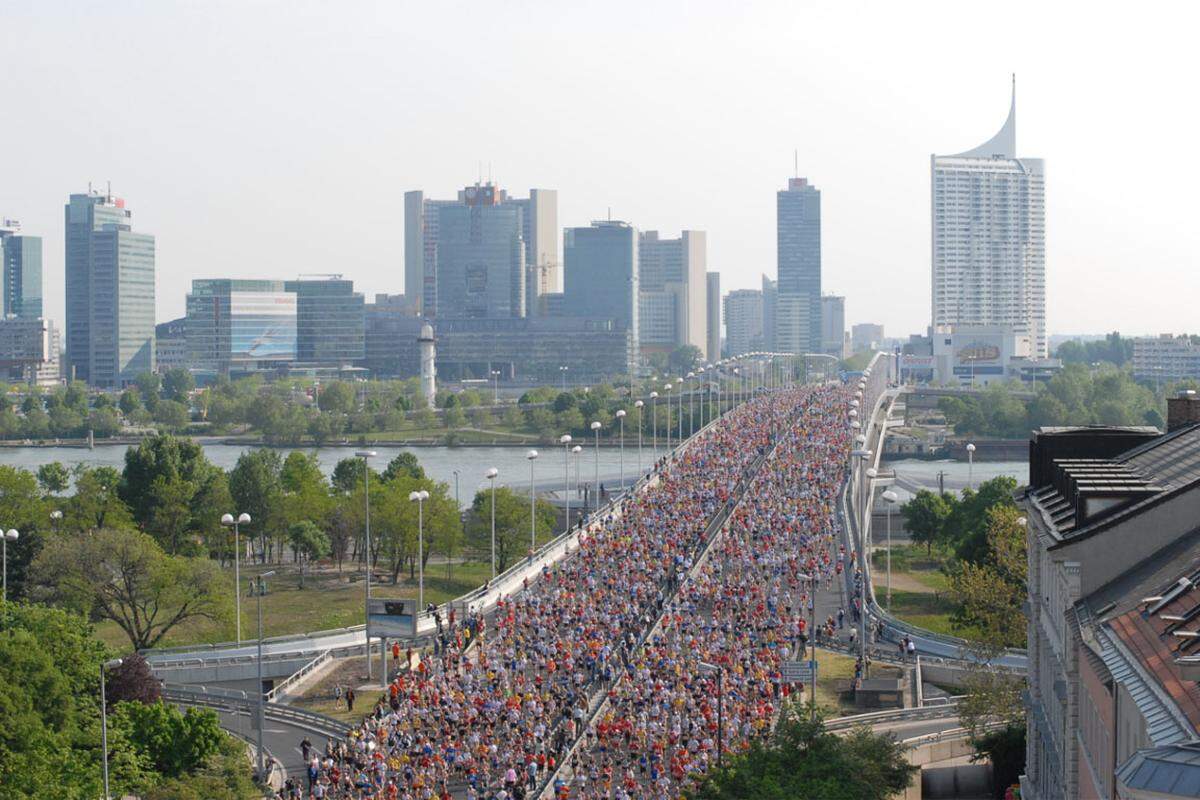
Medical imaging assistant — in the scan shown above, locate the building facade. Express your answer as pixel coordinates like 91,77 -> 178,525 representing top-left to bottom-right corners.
0,317 -> 59,386
155,317 -> 187,374
1132,335 -> 1200,383
66,190 -> 155,385
284,278 -> 364,366
852,323 -> 885,354
505,188 -> 559,314
723,289 -> 763,358
0,219 -> 42,319
186,280 -> 298,376
637,230 -> 707,357
706,271 -> 720,362
777,177 -> 821,354
820,295 -> 845,358
435,186 -> 526,319
761,275 -> 777,351
563,220 -> 639,359
932,80 -> 1046,357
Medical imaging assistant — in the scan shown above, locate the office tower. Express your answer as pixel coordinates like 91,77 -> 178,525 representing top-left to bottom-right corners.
186,280 -> 298,376
65,190 -> 155,386
435,184 -> 526,319
0,220 -> 43,319
506,188 -> 559,314
637,230 -> 707,357
820,295 -> 846,358
0,317 -> 59,386
851,323 -> 885,353
932,79 -> 1046,357
564,220 -> 639,360
761,275 -> 777,351
723,289 -> 764,358
706,271 -> 720,362
406,185 -> 557,318
284,278 -> 365,365
776,177 -> 821,354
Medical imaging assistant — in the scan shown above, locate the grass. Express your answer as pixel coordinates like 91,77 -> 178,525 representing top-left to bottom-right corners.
798,649 -> 903,716
95,558 -> 501,652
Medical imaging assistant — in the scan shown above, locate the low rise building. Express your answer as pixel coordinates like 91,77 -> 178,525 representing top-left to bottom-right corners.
0,317 -> 60,386
1022,399 -> 1200,799
155,317 -> 187,373
1133,334 -> 1200,383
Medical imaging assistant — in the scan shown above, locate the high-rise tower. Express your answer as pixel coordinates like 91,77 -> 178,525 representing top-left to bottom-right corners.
931,78 -> 1046,357
0,219 -> 42,319
776,177 -> 821,354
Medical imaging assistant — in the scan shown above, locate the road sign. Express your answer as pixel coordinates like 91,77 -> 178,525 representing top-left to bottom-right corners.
781,659 -> 817,684
368,598 -> 418,638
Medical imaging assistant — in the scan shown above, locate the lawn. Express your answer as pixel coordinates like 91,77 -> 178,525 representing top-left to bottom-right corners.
95,558 -> 500,652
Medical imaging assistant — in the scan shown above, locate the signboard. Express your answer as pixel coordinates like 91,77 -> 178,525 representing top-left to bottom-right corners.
900,355 -> 935,370
781,659 -> 818,684
367,598 -> 418,638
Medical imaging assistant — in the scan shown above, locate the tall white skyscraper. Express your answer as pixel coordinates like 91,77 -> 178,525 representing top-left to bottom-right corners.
932,78 -> 1046,357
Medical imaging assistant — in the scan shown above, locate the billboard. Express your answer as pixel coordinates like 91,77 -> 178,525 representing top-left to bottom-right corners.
367,598 -> 418,638
953,335 -> 1003,367
230,291 -> 297,360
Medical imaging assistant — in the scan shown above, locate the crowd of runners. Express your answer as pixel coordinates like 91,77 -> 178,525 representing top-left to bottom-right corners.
291,383 -> 854,800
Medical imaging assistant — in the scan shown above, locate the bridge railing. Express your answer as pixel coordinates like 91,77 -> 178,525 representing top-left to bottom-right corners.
161,684 -> 350,739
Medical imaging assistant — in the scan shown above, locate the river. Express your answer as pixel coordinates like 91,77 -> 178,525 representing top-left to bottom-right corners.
884,457 -> 1028,502
0,442 -> 667,507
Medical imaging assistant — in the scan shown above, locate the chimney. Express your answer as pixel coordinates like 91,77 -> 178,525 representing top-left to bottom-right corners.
1167,390 -> 1200,432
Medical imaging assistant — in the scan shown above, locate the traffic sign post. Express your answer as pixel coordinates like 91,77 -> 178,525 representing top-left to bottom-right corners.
781,659 -> 817,684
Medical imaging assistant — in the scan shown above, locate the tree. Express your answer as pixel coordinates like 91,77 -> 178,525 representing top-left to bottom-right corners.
0,465 -> 47,600
67,465 -> 135,533
36,461 -> 70,495
331,456 -> 365,494
444,405 -> 466,429
668,344 -> 702,375
317,380 -> 356,414
109,701 -> 224,780
950,505 -> 1026,647
288,520 -> 330,587
900,489 -> 954,554
119,387 -> 143,417
153,399 -> 191,430
382,452 -> 425,482
464,486 -> 554,572
228,449 -> 284,561
948,476 -> 1018,565
135,372 -> 162,412
689,708 -> 916,800
161,368 -> 196,403
105,653 -> 162,705
120,435 -> 229,555
33,528 -> 230,650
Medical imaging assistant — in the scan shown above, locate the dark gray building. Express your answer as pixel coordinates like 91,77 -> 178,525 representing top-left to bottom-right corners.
64,190 -> 155,387
0,220 -> 42,319
776,177 -> 821,354
564,220 -> 638,362
435,185 -> 526,319
284,278 -> 364,365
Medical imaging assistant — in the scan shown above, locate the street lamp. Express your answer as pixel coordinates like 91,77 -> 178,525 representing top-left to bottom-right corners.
220,512 -> 251,644
882,490 -> 898,611
678,374 -> 686,442
408,490 -> 430,608
699,661 -> 725,767
559,365 -> 569,393
354,449 -> 377,679
662,384 -> 672,451
966,442 -> 976,489
50,509 -> 62,532
526,450 -> 539,552
571,445 -> 582,510
615,409 -> 626,493
249,571 -> 275,781
634,400 -> 644,477
485,468 -> 498,578
490,369 -> 501,404
686,371 -> 695,436
560,435 -> 573,535
100,657 -> 123,800
590,421 -> 602,510
1,528 -> 17,602
649,391 -> 659,455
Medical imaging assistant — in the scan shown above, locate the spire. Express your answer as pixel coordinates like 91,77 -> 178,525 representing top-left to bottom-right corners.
947,77 -> 1016,159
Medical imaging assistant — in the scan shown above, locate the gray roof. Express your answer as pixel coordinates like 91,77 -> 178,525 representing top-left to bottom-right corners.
1117,741 -> 1200,796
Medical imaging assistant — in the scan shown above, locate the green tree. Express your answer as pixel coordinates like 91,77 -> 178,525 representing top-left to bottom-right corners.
228,449 -> 284,562
36,461 -> 70,495
317,380 -> 356,414
67,465 -> 135,533
382,452 -> 425,482
110,701 -> 224,780
119,387 -> 143,417
32,528 -> 230,650
288,520 -> 330,588
900,489 -> 954,554
0,465 -> 47,600
331,456 -> 366,494
280,451 -> 332,530
135,372 -> 162,412
161,368 -> 196,403
464,486 -> 554,572
668,344 -> 702,375
950,505 -> 1027,647
689,708 -> 916,800
948,476 -> 1018,564
444,404 -> 466,429
90,407 -> 123,438
120,435 -> 229,554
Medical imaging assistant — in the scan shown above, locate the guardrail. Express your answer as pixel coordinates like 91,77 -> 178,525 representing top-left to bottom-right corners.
161,684 -> 350,739
824,699 -> 963,731
265,649 -> 332,704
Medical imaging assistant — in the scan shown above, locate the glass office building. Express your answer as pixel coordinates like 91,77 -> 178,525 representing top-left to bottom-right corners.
186,280 -> 297,376
284,278 -> 365,365
0,225 -> 42,319
776,177 -> 821,354
563,220 -> 639,362
435,190 -> 526,319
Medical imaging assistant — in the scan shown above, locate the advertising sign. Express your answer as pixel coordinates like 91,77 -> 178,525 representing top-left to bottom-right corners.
367,598 -> 418,638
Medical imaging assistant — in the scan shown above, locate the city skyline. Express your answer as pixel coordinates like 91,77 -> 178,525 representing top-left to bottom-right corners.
4,4 -> 1200,341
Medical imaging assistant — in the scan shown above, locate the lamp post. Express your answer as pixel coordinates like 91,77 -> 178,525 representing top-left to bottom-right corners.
571,445 -> 582,510
590,421 -> 601,510
2,528 -> 17,602
559,365 -> 569,393
696,367 -> 706,429
355,449 -> 377,679
865,466 -> 879,545
491,369 -> 501,404
650,391 -> 659,455
662,385 -> 672,451
634,400 -> 644,476
50,509 -> 62,532
526,450 -> 538,552
220,512 -> 251,645
408,490 -> 429,608
615,409 -> 626,493
250,571 -> 275,781
486,468 -> 498,578
882,490 -> 898,611
686,371 -> 695,436
678,374 -> 685,442
100,657 -> 123,800
966,443 -> 976,489
560,435 -> 572,534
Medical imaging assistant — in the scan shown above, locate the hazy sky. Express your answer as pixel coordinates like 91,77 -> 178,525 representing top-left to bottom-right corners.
3,1 -> 1198,339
